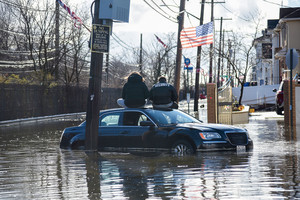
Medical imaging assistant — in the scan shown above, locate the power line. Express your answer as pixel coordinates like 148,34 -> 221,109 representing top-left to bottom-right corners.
112,33 -> 135,50
143,0 -> 178,23
220,4 -> 251,22
262,0 -> 290,7
160,0 -> 178,13
0,27 -> 53,39
0,49 -> 56,55
0,0 -> 49,12
150,0 -> 177,20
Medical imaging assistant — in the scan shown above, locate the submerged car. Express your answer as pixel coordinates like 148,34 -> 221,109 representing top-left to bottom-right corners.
60,108 -> 253,154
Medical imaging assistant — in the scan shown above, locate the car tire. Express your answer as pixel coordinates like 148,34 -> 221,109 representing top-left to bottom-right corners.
171,140 -> 195,154
276,106 -> 283,115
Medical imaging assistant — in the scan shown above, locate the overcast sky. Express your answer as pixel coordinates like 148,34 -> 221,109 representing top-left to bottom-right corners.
73,0 -> 300,64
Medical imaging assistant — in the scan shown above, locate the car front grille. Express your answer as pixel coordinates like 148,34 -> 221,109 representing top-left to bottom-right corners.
225,132 -> 248,146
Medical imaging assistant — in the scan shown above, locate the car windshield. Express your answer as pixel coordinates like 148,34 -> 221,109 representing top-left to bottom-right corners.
145,109 -> 200,126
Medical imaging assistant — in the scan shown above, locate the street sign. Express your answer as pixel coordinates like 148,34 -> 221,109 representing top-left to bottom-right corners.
184,57 -> 190,66
91,24 -> 110,53
184,66 -> 193,70
286,48 -> 299,70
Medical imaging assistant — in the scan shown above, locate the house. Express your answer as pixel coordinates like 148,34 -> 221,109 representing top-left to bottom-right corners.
252,20 -> 278,86
274,7 -> 300,80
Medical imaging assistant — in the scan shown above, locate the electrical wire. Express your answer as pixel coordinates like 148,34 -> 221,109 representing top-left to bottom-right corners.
0,27 -> 53,39
262,0 -> 290,7
160,0 -> 178,13
112,33 -> 135,50
150,0 -> 177,20
0,0 -> 49,12
0,49 -> 56,55
143,0 -> 178,23
220,4 -> 251,22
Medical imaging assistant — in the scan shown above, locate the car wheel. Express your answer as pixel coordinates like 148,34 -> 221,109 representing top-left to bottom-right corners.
276,106 -> 283,115
171,140 -> 195,154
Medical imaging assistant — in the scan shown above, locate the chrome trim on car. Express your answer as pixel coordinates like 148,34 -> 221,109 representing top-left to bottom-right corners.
202,141 -> 227,144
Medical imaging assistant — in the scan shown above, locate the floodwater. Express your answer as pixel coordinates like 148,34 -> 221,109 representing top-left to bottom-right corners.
0,113 -> 299,200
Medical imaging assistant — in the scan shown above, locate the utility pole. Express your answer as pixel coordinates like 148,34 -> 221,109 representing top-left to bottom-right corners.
174,0 -> 186,97
221,28 -> 225,84
85,0 -> 103,151
194,0 -> 205,112
216,18 -> 231,87
209,0 -> 214,83
55,0 -> 59,81
106,54 -> 109,84
139,33 -> 143,75
217,17 -> 223,88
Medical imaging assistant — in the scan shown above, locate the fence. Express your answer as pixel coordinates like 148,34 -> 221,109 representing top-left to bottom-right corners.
218,81 -> 233,125
0,84 -> 121,121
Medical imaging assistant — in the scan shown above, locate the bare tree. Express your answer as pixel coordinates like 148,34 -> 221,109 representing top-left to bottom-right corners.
222,12 -> 263,105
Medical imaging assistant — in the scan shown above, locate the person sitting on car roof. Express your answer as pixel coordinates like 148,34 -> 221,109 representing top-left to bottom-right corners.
117,72 -> 149,108
149,76 -> 178,109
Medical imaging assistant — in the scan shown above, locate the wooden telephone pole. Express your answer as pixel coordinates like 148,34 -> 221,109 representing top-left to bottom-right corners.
174,0 -> 186,96
85,0 -> 104,151
194,0 -> 205,112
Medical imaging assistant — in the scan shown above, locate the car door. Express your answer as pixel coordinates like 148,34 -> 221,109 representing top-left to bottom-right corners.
98,111 -> 123,148
119,111 -> 153,148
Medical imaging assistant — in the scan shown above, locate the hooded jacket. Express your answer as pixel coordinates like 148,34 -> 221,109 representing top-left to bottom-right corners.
122,73 -> 149,108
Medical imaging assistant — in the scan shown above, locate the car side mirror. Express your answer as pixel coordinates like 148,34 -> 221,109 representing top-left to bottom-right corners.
273,89 -> 277,93
140,121 -> 155,127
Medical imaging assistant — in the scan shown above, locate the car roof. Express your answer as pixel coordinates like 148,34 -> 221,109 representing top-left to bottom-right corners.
99,107 -> 173,114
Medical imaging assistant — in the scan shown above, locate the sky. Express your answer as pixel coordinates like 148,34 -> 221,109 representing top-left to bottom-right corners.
72,0 -> 300,67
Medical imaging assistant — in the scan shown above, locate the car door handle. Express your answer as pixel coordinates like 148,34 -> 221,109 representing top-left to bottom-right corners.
120,131 -> 128,134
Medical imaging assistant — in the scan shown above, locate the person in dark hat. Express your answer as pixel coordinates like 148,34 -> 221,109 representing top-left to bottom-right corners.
117,72 -> 149,108
149,76 -> 178,109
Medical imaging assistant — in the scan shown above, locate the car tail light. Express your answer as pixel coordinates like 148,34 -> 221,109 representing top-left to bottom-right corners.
277,92 -> 284,104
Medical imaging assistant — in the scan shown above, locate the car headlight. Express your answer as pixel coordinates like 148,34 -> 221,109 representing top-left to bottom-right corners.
199,132 -> 221,140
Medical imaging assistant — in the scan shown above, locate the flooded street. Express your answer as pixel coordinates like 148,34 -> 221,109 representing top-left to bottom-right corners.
0,112 -> 299,199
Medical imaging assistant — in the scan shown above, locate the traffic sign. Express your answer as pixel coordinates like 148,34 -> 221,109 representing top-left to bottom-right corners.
286,48 -> 299,70
184,66 -> 193,70
184,57 -> 190,66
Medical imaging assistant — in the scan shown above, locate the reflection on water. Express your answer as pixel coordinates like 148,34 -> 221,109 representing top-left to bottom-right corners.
0,115 -> 299,199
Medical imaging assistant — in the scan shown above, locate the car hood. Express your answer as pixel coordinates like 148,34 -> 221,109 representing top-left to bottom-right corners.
176,123 -> 246,132
64,125 -> 85,133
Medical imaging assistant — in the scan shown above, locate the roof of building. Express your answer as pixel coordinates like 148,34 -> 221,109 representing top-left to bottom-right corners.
280,7 -> 300,19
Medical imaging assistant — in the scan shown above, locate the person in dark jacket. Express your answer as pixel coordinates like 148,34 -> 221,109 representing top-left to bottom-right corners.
117,72 -> 149,108
149,76 -> 178,109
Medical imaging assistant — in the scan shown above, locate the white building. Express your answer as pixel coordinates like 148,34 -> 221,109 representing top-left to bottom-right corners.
252,20 -> 279,86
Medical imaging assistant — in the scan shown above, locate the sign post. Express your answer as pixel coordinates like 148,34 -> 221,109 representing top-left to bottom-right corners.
184,57 -> 192,113
286,48 -> 299,138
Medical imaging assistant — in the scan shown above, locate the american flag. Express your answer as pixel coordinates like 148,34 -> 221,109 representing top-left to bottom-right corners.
155,34 -> 167,48
180,21 -> 214,49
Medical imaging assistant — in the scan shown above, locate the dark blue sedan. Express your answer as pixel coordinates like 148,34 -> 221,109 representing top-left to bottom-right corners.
60,108 -> 253,154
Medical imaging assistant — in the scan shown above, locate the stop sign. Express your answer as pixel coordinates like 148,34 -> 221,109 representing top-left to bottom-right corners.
286,48 -> 299,70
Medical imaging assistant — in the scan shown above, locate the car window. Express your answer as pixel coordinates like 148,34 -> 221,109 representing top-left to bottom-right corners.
122,111 -> 148,126
100,112 -> 121,127
146,109 -> 199,125
279,81 -> 284,91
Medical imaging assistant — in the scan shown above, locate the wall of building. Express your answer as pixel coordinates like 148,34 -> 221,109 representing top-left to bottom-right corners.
287,20 -> 300,75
